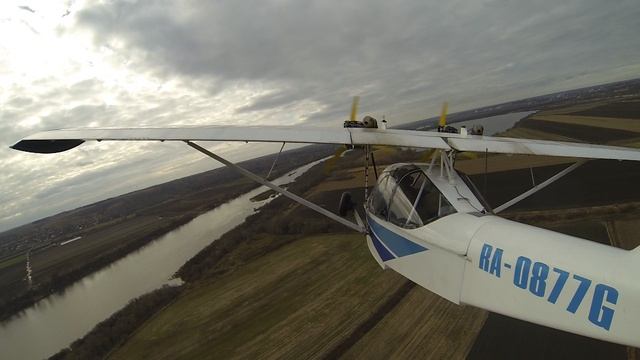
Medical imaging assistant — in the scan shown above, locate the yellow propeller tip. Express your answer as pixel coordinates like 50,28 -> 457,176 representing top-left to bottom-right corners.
350,96 -> 360,122
439,101 -> 448,127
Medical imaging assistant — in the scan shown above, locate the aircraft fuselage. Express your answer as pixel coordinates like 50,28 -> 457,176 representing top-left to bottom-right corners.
363,163 -> 640,347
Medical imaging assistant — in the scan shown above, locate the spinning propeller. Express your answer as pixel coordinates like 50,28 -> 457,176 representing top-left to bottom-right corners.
326,96 -> 363,174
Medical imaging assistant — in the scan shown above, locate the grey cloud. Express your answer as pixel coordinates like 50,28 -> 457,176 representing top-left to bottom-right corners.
235,88 -> 310,114
74,159 -> 93,167
1,82 -> 111,148
68,78 -> 103,95
32,154 -> 150,200
37,79 -> 104,107
76,1 -> 456,84
6,96 -> 33,108
305,105 -> 350,124
19,19 -> 39,34
76,0 -> 640,119
18,5 -> 35,13
2,126 -> 39,152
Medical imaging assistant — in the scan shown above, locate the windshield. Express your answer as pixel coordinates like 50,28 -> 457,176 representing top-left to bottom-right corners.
368,165 -> 455,228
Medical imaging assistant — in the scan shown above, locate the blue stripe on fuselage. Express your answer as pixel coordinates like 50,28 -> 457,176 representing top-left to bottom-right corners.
367,215 -> 428,258
369,231 -> 395,261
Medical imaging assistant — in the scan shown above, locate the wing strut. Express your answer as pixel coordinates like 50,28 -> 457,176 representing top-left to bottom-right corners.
493,160 -> 587,214
186,141 -> 367,234
266,142 -> 286,180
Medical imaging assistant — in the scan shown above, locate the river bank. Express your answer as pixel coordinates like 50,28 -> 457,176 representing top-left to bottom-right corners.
0,214 -> 211,322
50,285 -> 182,360
0,154 -> 333,360
0,146 -> 333,324
44,152 -> 344,359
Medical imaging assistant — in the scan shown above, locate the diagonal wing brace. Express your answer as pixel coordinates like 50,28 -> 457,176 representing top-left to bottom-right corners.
186,141 -> 367,234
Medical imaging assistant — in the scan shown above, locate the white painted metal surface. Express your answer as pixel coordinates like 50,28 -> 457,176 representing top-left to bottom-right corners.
366,212 -> 470,304
366,200 -> 640,347
364,163 -> 640,347
14,126 -> 451,151
420,164 -> 486,214
462,216 -> 640,347
13,125 -> 640,161
446,134 -> 640,161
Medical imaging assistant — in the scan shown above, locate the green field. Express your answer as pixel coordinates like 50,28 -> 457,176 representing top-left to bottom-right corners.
0,254 -> 26,271
111,234 -> 486,359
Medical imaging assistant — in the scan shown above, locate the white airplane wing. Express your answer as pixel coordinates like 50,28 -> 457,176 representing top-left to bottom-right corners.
10,126 -> 451,153
443,133 -> 640,161
10,125 -> 640,161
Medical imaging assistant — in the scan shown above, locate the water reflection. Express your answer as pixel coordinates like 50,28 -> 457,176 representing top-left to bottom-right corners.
449,111 -> 536,135
416,111 -> 536,135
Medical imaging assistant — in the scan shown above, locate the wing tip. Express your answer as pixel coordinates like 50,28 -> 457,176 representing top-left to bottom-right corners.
10,139 -> 85,154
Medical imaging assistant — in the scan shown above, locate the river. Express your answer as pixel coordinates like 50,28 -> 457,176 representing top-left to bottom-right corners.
0,157 -> 328,360
415,111 -> 537,135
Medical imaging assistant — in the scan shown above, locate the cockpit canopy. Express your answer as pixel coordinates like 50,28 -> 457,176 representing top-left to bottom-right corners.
367,164 -> 456,229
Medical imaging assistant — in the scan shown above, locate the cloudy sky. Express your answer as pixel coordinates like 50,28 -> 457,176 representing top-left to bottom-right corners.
1,0 -> 639,232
